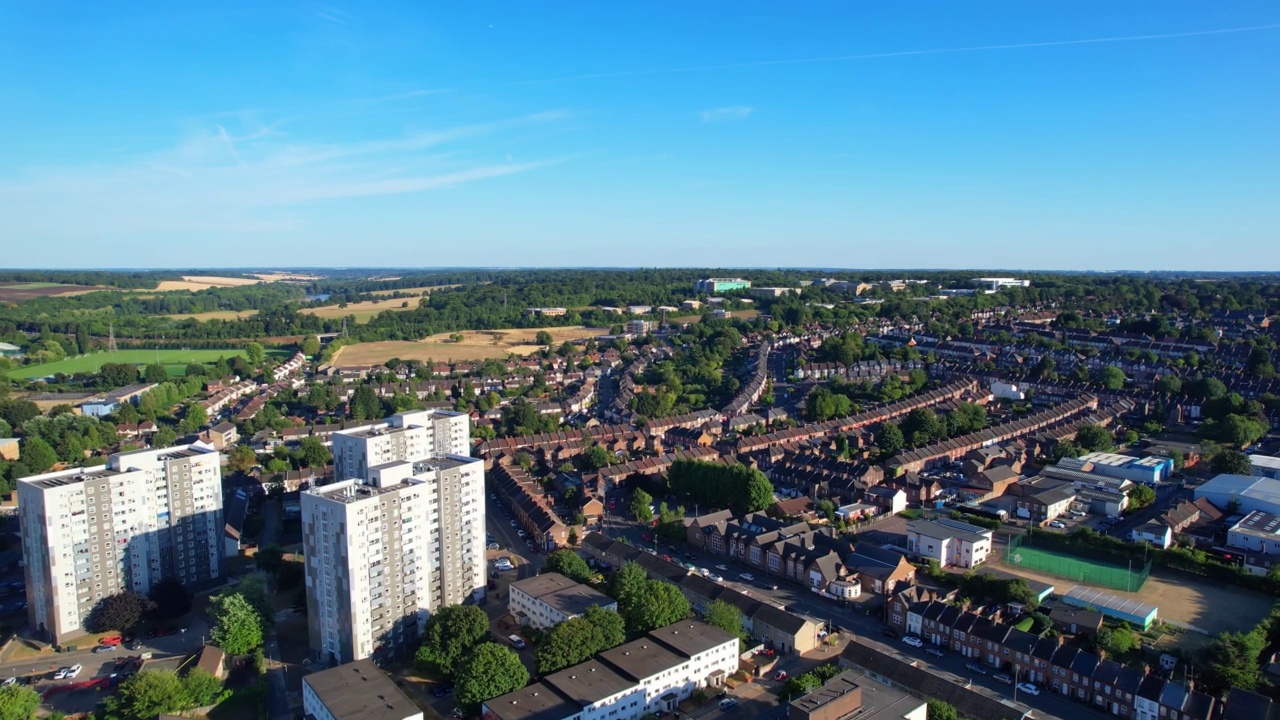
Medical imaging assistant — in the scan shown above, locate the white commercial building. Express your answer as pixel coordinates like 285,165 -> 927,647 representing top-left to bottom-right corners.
1227,511 -> 1280,556
1195,474 -> 1280,516
973,277 -> 1031,293
483,620 -> 737,720
305,409 -> 483,665
508,572 -> 617,630
1251,454 -> 1280,480
19,445 -> 224,643
905,518 -> 993,569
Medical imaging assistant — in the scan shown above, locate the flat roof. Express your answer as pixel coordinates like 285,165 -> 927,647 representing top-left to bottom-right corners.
1251,455 -> 1280,470
306,478 -> 418,504
1197,474 -> 1280,509
1064,585 -> 1158,621
482,682 -> 579,720
511,573 -> 615,618
303,659 -> 418,720
1079,451 -> 1139,467
791,670 -> 923,720
1230,510 -> 1280,539
646,620 -> 736,658
907,518 -> 992,544
597,637 -> 686,682
542,658 -> 634,706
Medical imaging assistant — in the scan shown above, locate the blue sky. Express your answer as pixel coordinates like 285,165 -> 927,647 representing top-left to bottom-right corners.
1,2 -> 1277,270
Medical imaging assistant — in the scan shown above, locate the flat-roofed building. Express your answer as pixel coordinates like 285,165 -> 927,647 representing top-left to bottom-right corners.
906,518 -> 993,569
1227,510 -> 1280,556
330,409 -> 470,481
509,572 -> 617,630
303,659 -> 422,720
482,620 -> 737,720
789,670 -> 926,720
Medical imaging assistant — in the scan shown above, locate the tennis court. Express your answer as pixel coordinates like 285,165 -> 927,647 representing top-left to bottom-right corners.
1005,535 -> 1150,592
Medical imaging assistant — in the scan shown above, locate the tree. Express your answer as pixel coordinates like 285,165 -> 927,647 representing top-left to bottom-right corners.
21,437 -> 57,473
350,384 -> 383,421
244,342 -> 265,366
298,436 -> 332,468
301,335 -> 321,357
535,331 -> 554,346
1074,425 -> 1114,453
85,591 -> 155,633
745,471 -> 775,513
703,600 -> 742,639
182,668 -> 224,707
103,670 -> 189,720
178,402 -> 208,434
624,580 -> 691,636
455,643 -> 530,710
630,488 -> 654,523
254,544 -> 285,574
1212,449 -> 1252,476
584,605 -> 626,650
1096,366 -> 1127,390
876,423 -> 904,456
777,673 -> 823,701
152,426 -> 177,449
0,684 -> 40,720
537,616 -> 604,674
1129,484 -> 1156,510
415,604 -> 491,678
98,363 -> 140,388
1096,626 -> 1138,656
1204,627 -> 1266,692
544,549 -> 593,584
228,444 -> 258,474
927,700 -> 961,720
210,592 -> 265,655
147,577 -> 192,620
609,562 -> 650,608
143,364 -> 169,384
582,445 -> 613,470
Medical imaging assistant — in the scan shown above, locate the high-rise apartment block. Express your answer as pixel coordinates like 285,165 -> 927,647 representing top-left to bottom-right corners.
304,410 -> 484,665
19,445 -> 224,643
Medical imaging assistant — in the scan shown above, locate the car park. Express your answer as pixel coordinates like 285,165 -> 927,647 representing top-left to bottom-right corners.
1017,682 -> 1041,696
902,636 -> 923,648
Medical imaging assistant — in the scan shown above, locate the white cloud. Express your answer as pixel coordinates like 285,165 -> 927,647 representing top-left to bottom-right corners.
0,112 -> 568,237
699,106 -> 754,123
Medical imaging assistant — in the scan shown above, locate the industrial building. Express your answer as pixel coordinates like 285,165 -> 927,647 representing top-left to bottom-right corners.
1062,585 -> 1158,630
1195,474 -> 1280,516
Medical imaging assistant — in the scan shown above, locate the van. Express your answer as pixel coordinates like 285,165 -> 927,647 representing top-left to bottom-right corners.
508,635 -> 527,650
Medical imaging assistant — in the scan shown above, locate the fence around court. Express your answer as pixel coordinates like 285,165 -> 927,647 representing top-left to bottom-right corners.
1005,533 -> 1151,592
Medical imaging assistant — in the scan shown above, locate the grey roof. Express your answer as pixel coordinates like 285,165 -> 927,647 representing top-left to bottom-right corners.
541,658 -> 635,706
646,620 -> 737,658
511,573 -> 615,617
302,660 -> 418,720
907,518 -> 992,544
597,638 -> 686,682
482,681 -> 580,720
790,670 -> 923,720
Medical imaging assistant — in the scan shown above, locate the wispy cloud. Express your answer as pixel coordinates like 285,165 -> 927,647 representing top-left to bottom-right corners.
526,23 -> 1280,84
0,112 -> 568,236
699,106 -> 754,123
316,5 -> 355,26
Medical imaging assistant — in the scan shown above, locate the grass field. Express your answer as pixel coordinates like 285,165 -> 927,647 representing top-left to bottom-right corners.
165,309 -> 261,321
8,348 -> 250,379
331,326 -> 606,367
153,275 -> 261,291
0,282 -> 109,301
1005,542 -> 1148,592
669,309 -> 760,324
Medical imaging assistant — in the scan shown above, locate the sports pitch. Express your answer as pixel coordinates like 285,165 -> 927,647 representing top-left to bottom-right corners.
1005,543 -> 1150,592
7,349 -> 250,379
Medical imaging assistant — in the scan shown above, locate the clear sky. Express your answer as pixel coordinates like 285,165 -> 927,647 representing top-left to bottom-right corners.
1,2 -> 1277,270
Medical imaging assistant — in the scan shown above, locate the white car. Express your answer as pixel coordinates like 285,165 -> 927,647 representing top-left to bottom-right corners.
716,564 -> 729,571
708,574 -> 723,582
67,664 -> 83,678
54,668 -> 70,680
1,678 -> 15,687
739,573 -> 755,581
1048,521 -> 1066,529
1017,682 -> 1040,696
902,636 -> 924,648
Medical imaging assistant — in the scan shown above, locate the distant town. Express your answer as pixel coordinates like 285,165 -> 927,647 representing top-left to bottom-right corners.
0,268 -> 1278,720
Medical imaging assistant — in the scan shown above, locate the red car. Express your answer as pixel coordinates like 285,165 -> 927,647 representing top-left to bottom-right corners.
99,636 -> 123,646
773,671 -> 787,681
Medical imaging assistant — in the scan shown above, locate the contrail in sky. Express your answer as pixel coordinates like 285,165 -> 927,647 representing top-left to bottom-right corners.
523,23 -> 1280,84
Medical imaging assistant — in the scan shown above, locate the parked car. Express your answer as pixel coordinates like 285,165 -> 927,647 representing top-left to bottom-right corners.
93,645 -> 117,654
66,664 -> 83,679
902,636 -> 924,648
487,542 -> 500,550
1,678 -> 15,687
719,698 -> 739,710
1017,682 -> 1041,696
715,564 -> 729,571
881,628 -> 900,639
1047,520 -> 1066,529
926,647 -> 946,658
708,574 -> 723,582
739,573 -> 755,581
964,661 -> 988,675
100,635 -> 123,646
53,667 -> 71,680
993,673 -> 1013,685
773,671 -> 787,681
508,635 -> 527,650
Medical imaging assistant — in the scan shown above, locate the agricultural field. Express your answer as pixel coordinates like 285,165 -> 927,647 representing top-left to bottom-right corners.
0,281 -> 108,302
251,272 -> 323,282
7,348 -> 252,379
368,284 -> 460,296
165,309 -> 261,321
302,296 -> 429,322
153,275 -> 261,291
331,326 -> 606,367
669,308 -> 759,324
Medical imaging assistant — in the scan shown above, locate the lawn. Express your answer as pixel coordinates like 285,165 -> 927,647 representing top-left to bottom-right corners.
331,326 -> 605,366
7,348 -> 251,379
